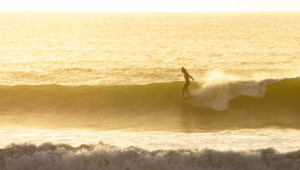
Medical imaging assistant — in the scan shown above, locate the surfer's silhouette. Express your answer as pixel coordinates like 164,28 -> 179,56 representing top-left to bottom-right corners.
181,67 -> 194,96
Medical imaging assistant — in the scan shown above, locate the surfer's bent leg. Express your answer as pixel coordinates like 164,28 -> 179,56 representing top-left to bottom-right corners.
182,81 -> 190,95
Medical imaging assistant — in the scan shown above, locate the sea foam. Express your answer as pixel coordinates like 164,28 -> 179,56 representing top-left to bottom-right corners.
1,142 -> 300,170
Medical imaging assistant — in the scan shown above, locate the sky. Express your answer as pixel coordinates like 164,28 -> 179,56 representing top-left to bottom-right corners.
0,0 -> 300,12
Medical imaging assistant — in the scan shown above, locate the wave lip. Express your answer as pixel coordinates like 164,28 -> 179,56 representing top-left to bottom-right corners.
1,142 -> 300,170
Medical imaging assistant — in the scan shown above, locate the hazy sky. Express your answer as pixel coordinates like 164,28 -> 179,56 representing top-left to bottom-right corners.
0,0 -> 300,12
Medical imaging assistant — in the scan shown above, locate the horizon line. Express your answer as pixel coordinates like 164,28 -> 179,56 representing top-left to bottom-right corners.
1,10 -> 300,12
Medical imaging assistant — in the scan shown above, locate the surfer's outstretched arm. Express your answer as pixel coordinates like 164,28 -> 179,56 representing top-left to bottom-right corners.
189,74 -> 194,81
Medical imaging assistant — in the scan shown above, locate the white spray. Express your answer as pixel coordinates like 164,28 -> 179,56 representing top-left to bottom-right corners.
190,70 -> 277,111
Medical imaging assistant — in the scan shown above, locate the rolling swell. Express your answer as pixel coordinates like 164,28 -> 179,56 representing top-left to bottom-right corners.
0,82 -> 184,114
1,78 -> 300,131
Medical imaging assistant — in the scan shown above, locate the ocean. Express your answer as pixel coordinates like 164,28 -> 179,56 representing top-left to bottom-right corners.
1,12 -> 300,169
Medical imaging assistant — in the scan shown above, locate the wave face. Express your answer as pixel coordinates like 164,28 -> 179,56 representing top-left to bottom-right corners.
1,142 -> 300,170
1,78 -> 300,131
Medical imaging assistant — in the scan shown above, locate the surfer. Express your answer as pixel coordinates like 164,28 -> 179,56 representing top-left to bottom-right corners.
181,67 -> 194,96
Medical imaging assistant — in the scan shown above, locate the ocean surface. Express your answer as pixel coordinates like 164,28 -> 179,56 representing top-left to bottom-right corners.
1,12 -> 300,169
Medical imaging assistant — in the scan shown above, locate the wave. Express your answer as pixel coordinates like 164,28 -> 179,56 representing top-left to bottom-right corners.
1,78 -> 300,131
1,142 -> 300,170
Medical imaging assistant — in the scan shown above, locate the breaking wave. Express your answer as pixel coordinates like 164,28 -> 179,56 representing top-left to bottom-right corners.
0,77 -> 298,112
2,77 -> 300,130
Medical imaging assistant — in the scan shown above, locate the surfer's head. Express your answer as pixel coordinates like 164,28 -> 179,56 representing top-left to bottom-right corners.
181,67 -> 186,73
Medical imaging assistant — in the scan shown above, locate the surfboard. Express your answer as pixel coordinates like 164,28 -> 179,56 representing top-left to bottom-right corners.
183,95 -> 194,98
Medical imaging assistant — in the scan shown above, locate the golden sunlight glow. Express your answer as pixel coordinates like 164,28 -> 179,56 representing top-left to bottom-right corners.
0,0 -> 300,11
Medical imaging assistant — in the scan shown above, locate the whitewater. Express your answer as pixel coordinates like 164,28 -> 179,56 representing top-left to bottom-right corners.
1,12 -> 300,169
